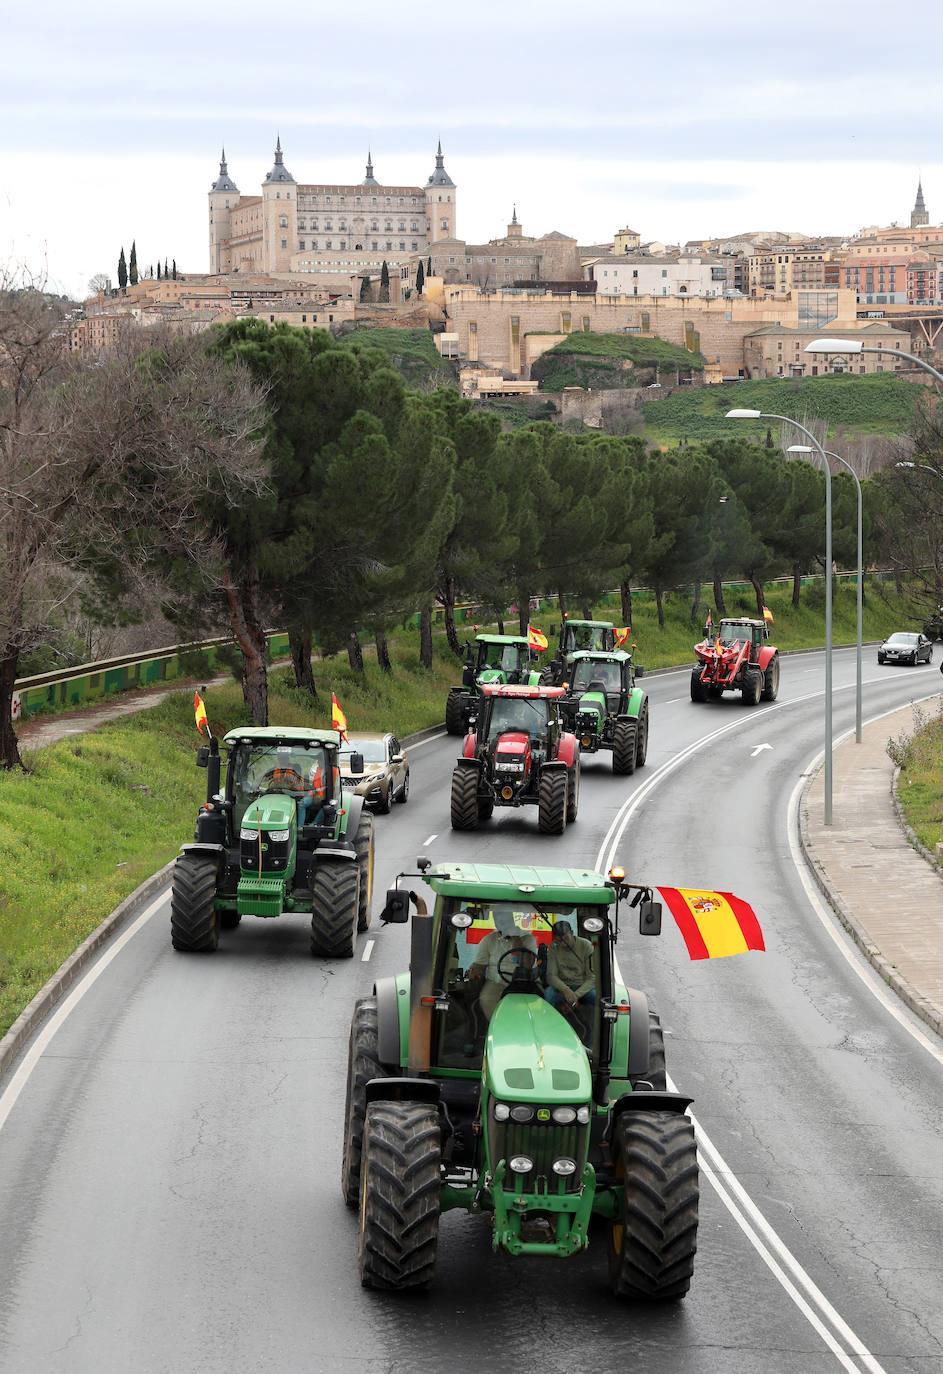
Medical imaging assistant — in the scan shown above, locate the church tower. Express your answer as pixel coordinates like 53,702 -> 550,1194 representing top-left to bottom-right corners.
507,205 -> 523,239
425,141 -> 456,244
911,179 -> 929,229
261,136 -> 297,274
208,148 -> 239,275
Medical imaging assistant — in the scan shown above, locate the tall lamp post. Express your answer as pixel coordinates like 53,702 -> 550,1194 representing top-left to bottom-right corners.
726,409 -> 833,824
789,445 -> 862,744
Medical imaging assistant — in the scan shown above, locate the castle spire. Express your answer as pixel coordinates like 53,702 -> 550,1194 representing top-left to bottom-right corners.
211,146 -> 238,193
427,139 -> 454,188
265,134 -> 295,184
362,148 -> 379,187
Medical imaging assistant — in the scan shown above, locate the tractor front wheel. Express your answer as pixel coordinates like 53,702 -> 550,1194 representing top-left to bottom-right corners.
690,669 -> 709,703
630,1009 -> 667,1092
635,701 -> 650,767
170,854 -> 220,952
612,719 -> 637,775
358,1100 -> 441,1290
566,757 -> 580,823
608,1110 -> 699,1302
341,998 -> 388,1206
741,666 -> 762,706
538,769 -> 568,834
445,691 -> 466,736
761,654 -> 780,702
450,767 -> 480,830
353,811 -> 375,932
477,798 -> 494,821
310,861 -> 360,958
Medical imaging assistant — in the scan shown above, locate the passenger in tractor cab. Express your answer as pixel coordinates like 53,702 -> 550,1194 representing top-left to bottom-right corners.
544,920 -> 596,1046
467,909 -> 539,1019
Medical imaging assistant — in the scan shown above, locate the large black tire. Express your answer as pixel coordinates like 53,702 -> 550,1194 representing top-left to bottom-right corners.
341,998 -> 388,1207
741,666 -> 762,706
445,691 -> 466,736
310,861 -> 360,958
450,766 -> 479,830
761,654 -> 780,702
690,669 -> 709,703
608,1111 -> 699,1301
630,1009 -> 667,1092
358,1100 -> 441,1290
538,769 -> 567,834
353,811 -> 375,933
612,718 -> 637,775
635,701 -> 650,767
477,797 -> 494,821
566,757 -> 580,823
396,769 -> 409,803
219,910 -> 242,930
170,854 -> 220,952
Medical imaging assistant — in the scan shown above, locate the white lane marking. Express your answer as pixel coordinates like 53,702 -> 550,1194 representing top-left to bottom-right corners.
404,731 -> 446,751
751,742 -> 773,756
361,939 -> 375,962
423,834 -> 437,847
0,890 -> 168,1133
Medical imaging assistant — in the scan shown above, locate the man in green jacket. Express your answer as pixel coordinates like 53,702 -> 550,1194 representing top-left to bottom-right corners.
544,920 -> 596,1045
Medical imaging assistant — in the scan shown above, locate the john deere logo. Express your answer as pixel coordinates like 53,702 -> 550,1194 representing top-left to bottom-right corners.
537,1108 -> 551,1123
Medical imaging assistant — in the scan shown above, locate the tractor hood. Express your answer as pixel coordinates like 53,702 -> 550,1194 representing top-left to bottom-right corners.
484,993 -> 591,1104
240,794 -> 296,832
576,690 -> 606,721
495,732 -> 530,759
478,669 -> 506,685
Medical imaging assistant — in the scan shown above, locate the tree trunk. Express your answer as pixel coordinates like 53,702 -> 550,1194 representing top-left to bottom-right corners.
224,566 -> 268,725
289,627 -> 318,699
690,582 -> 701,621
518,595 -> 530,637
712,574 -> 727,617
557,591 -> 567,618
0,653 -> 24,771
419,606 -> 433,669
620,580 -> 632,626
375,629 -> 392,673
655,587 -> 665,629
347,629 -> 364,674
443,577 -> 462,656
750,576 -> 765,618
792,564 -> 801,608
496,614 -> 505,635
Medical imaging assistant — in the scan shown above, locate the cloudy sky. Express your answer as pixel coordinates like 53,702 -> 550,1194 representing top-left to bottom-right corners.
2,0 -> 941,299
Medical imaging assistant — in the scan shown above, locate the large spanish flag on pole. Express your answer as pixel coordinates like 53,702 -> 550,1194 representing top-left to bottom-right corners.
331,692 -> 349,742
527,624 -> 548,651
658,887 -> 765,960
613,626 -> 631,648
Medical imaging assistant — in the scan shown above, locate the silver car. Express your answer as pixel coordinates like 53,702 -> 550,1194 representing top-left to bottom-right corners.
338,733 -> 409,813
877,632 -> 933,666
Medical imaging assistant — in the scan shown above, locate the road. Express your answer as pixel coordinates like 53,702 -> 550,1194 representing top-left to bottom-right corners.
1,648 -> 942,1374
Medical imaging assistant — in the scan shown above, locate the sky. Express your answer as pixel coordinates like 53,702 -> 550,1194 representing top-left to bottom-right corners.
3,0 -> 942,301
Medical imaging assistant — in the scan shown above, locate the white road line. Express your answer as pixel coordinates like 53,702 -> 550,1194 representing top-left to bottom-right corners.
404,731 -> 446,750
423,834 -> 438,846
361,939 -> 375,962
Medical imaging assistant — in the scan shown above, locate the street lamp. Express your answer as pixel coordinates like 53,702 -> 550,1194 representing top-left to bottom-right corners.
789,445 -> 862,744
805,338 -> 943,387
726,408 -> 833,823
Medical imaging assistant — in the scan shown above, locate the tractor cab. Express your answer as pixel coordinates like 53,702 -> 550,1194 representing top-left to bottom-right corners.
559,620 -> 616,659
716,618 -> 766,662
470,634 -> 537,686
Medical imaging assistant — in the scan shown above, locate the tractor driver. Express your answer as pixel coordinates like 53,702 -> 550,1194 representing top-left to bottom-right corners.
467,909 -> 539,1019
544,920 -> 596,1045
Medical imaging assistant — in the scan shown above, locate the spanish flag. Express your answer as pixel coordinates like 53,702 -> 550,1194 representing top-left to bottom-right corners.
527,624 -> 548,651
331,692 -> 349,742
194,691 -> 210,737
705,610 -> 713,630
658,887 -> 765,960
614,626 -> 631,648
763,606 -> 774,624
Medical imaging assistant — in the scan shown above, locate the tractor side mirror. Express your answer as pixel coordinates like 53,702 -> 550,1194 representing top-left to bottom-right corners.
349,752 -> 364,774
196,746 -> 210,768
380,889 -> 410,924
639,899 -> 662,936
634,665 -> 645,678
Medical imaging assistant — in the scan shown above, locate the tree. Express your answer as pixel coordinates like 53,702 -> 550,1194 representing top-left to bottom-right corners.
416,259 -> 425,294
172,260 -> 177,280
360,274 -> 371,302
164,258 -> 169,278
129,241 -> 138,286
88,273 -> 111,297
117,248 -> 127,291
379,260 -> 390,303
157,261 -> 162,279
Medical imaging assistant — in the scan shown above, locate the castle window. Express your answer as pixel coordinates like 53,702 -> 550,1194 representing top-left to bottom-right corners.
299,240 -> 305,251
281,239 -> 287,249
280,215 -> 288,228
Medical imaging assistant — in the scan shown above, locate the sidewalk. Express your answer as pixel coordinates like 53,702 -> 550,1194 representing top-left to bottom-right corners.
800,698 -> 943,1039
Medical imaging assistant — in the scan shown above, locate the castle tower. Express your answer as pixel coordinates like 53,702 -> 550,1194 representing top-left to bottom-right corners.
208,148 -> 239,275
425,140 -> 456,244
261,135 -> 297,274
362,149 -> 380,187
507,205 -> 522,239
911,179 -> 929,229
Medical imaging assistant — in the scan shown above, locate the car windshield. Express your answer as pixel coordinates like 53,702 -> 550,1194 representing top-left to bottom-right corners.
340,740 -> 386,765
229,742 -> 329,828
488,696 -> 548,735
887,634 -> 918,645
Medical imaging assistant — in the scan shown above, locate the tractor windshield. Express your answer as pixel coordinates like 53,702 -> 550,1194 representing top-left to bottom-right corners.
487,696 -> 548,738
564,625 -> 611,655
719,624 -> 746,647
571,660 -> 620,693
228,742 -> 330,830
434,899 -> 604,1070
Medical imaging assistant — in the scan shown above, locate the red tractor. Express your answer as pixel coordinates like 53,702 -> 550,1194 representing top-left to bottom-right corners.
450,684 -> 580,834
691,617 -> 779,706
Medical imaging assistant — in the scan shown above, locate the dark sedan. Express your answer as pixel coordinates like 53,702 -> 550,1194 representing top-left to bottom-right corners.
877,632 -> 933,666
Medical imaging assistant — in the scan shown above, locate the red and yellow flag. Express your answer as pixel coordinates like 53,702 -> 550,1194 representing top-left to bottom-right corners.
331,692 -> 349,742
614,626 -> 631,647
763,606 -> 774,624
705,610 -> 713,630
193,691 -> 210,737
527,624 -> 548,651
658,887 -> 765,960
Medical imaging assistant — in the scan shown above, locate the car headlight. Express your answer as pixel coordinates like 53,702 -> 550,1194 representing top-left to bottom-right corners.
267,829 -> 290,842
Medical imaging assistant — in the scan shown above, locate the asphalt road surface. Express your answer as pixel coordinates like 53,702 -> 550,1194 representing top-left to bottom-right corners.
1,647 -> 942,1374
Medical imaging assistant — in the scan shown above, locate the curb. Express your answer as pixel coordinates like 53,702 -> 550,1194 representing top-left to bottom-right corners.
797,767 -> 943,1040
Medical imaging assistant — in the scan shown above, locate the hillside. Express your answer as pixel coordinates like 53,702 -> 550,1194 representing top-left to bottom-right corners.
531,332 -> 707,392
336,326 -> 459,389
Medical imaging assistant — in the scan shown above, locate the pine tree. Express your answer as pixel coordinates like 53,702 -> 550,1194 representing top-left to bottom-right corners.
129,241 -> 138,286
157,261 -> 162,279
379,260 -> 390,304
172,259 -> 177,279
359,275 -> 371,302
117,247 -> 127,290
427,255 -> 432,276
164,258 -> 169,277
415,259 -> 425,294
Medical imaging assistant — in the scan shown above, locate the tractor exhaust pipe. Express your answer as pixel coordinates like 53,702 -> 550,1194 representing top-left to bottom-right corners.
407,893 -> 434,1074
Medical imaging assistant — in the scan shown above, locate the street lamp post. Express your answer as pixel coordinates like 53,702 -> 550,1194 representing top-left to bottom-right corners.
789,445 -> 862,744
726,409 -> 833,823
805,338 -> 943,387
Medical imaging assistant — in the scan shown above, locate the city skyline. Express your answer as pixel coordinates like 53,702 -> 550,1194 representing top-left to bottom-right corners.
2,0 -> 941,299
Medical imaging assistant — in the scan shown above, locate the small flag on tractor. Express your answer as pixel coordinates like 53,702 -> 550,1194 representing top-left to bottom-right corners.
715,634 -> 722,654
614,626 -> 631,648
705,609 -> 713,630
658,887 -> 765,961
527,624 -> 548,651
193,691 -> 210,737
763,606 -> 774,624
331,692 -> 349,742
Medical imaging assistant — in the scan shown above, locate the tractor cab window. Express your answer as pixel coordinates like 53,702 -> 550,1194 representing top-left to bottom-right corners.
719,624 -> 744,647
566,625 -> 610,654
433,900 -> 601,1070
487,696 -> 548,738
229,742 -> 330,830
572,660 -> 619,694
476,642 -> 503,673
500,644 -> 522,675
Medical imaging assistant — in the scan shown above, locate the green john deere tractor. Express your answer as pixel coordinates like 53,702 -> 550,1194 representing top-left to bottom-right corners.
343,859 -> 699,1301
445,633 -> 542,736
544,618 -> 618,686
558,649 -> 649,774
171,726 -> 374,958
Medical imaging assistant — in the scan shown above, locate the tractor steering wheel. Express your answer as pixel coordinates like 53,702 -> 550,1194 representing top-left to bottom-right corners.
497,945 -> 538,985
258,768 -> 305,793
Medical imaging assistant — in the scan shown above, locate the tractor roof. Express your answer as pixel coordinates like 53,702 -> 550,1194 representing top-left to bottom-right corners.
569,650 -> 631,664
481,683 -> 565,699
422,860 -> 615,905
564,619 -> 613,629
720,618 -> 764,628
475,634 -> 530,646
222,725 -> 342,747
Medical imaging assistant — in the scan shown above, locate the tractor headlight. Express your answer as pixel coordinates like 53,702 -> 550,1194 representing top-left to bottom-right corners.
493,1102 -> 511,1122
267,829 -> 290,843
552,1158 -> 577,1177
499,760 -> 525,773
551,1106 -> 576,1125
509,1104 -> 534,1123
576,1106 -> 591,1125
240,827 -> 259,840
508,1156 -> 534,1174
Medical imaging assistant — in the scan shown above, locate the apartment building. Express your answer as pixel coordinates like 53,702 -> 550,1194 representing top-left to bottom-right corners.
588,253 -> 729,298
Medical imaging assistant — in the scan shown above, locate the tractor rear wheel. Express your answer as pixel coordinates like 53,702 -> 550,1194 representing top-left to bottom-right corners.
690,669 -> 709,703
762,654 -> 780,702
450,767 -> 480,830
612,719 -> 637,775
445,691 -> 466,736
170,854 -> 220,952
635,702 -> 650,767
353,811 -> 375,932
477,798 -> 494,821
219,911 -> 242,930
310,861 -> 360,958
566,757 -> 580,823
538,769 -> 568,834
741,666 -> 762,706
358,1100 -> 441,1290
607,1110 -> 699,1301
630,1009 -> 667,1092
341,998 -> 389,1206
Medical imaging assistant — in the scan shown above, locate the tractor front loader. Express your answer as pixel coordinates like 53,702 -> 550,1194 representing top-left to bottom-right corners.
690,617 -> 779,706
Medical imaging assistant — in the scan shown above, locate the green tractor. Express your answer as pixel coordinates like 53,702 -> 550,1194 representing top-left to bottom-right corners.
445,633 -> 543,735
544,618 -> 619,686
558,650 -> 649,774
171,726 -> 374,958
923,604 -> 943,642
343,859 -> 699,1300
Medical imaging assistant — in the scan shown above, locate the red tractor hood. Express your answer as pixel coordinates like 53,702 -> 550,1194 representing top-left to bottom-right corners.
494,732 -> 532,771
